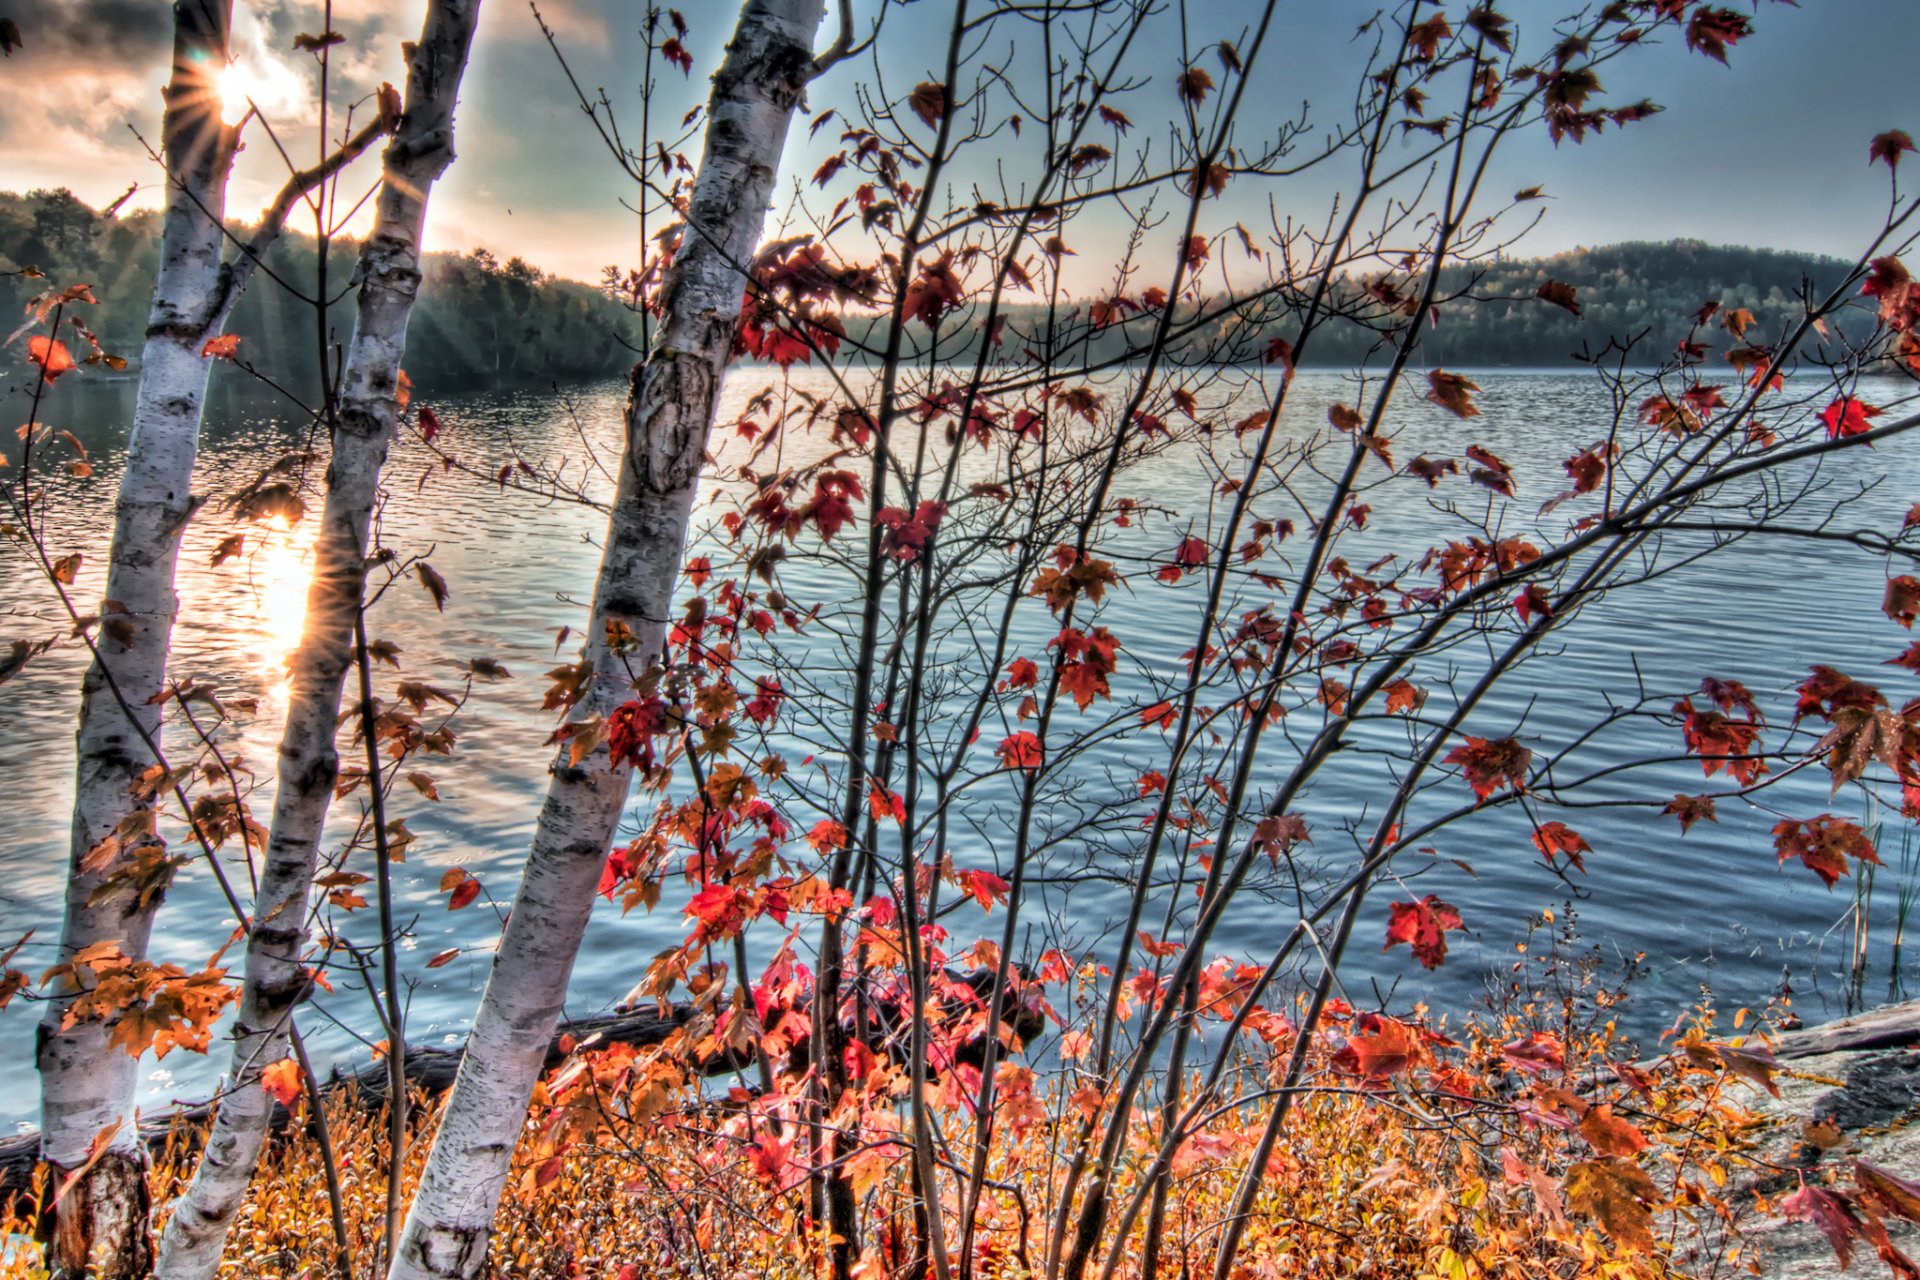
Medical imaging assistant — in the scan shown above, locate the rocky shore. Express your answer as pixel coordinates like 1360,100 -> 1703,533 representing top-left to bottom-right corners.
1736,1000 -> 1920,1276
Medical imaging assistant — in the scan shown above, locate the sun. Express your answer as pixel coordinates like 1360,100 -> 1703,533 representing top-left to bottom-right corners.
213,36 -> 308,128
215,62 -> 259,126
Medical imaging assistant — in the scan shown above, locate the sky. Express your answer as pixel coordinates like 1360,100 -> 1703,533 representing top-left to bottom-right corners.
0,0 -> 1911,288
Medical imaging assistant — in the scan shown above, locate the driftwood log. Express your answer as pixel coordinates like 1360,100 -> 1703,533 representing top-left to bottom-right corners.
0,1004 -> 696,1200
1775,998 -> 1920,1059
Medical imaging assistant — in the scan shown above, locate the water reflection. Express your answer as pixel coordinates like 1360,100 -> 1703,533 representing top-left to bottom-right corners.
2,370 -> 1917,1132
240,513 -> 315,697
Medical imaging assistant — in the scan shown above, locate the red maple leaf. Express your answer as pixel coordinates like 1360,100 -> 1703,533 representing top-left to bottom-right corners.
686,883 -> 747,941
1530,821 -> 1590,872
958,868 -> 1011,910
1563,445 -> 1609,494
1406,455 -> 1458,487
607,697 -> 669,771
908,81 -> 947,127
1870,129 -> 1917,173
1685,7 -> 1750,63
1819,396 -> 1883,442
805,820 -> 848,853
902,252 -> 965,328
441,868 -> 482,911
1177,65 -> 1214,103
1514,583 -> 1554,625
1663,793 -> 1718,834
1444,736 -> 1531,801
743,676 -> 784,725
1536,279 -> 1581,315
1384,895 -> 1465,968
1781,1184 -> 1866,1269
1885,576 -> 1920,629
1000,657 -> 1039,691
1425,369 -> 1482,419
1499,1032 -> 1565,1075
1675,697 -> 1766,785
1773,814 -> 1880,889
997,731 -> 1044,771
1861,256 -> 1912,325
1335,1013 -> 1425,1078
876,500 -> 947,562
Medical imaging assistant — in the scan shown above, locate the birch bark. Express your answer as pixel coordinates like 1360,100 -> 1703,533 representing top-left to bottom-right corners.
36,7 -> 237,1275
388,2 -> 824,1273
152,5 -> 480,1276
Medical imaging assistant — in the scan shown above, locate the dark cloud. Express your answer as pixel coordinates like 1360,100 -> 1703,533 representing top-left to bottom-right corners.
0,0 -> 176,69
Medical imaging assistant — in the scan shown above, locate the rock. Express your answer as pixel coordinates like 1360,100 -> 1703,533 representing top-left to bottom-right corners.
1734,1039 -> 1920,1277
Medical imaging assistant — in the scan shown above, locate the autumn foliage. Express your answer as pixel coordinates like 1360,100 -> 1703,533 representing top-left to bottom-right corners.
4,0 -> 1920,1275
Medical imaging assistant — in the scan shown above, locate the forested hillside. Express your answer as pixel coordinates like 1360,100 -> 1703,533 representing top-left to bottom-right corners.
0,188 -> 641,390
1336,239 -> 1861,365
837,239 -> 1869,369
0,187 -> 1872,383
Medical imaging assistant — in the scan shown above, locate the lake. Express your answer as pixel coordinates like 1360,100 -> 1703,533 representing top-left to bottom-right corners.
1,366 -> 1915,1133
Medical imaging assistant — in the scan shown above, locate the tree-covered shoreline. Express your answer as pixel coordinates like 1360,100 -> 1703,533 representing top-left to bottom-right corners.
1,186 -> 1866,388
0,188 -> 641,392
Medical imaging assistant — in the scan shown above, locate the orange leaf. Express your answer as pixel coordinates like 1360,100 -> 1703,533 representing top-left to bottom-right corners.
28,335 -> 76,381
1577,1104 -> 1648,1158
1563,1158 -> 1658,1252
260,1057 -> 303,1107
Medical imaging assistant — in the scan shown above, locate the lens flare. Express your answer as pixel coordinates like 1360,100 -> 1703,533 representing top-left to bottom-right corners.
215,21 -> 308,127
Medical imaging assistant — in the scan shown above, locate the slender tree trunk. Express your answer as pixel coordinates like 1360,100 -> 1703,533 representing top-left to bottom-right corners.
35,6 -> 237,1275
152,6 -> 481,1276
388,3 -> 823,1274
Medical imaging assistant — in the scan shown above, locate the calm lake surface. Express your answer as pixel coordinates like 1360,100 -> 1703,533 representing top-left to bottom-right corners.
2,366 -> 1916,1132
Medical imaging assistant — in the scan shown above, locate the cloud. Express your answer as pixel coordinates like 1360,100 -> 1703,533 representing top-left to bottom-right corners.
2,0 -> 176,70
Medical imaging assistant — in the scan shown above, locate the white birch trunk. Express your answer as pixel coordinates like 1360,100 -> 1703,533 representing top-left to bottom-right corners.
36,6 -> 237,1275
388,2 -> 824,1273
151,6 -> 481,1276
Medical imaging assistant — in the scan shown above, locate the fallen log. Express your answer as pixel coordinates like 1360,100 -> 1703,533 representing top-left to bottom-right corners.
0,1004 -> 696,1201
1774,998 -> 1920,1060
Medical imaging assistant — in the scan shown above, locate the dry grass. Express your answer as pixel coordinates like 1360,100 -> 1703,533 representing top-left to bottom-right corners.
0,990 -> 1781,1280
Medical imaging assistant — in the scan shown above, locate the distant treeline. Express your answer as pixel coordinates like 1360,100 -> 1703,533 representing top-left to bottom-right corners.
0,187 -> 1872,386
1331,239 -> 1864,366
831,239 -> 1870,370
0,188 -> 642,391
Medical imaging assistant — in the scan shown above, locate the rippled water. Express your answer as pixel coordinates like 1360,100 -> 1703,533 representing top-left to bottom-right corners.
1,367 -> 1915,1131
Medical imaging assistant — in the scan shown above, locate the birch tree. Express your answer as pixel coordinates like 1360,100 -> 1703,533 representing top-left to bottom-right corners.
34,7 -> 239,1274
387,1 -> 855,1273
31,5 -> 390,1272
152,4 -> 482,1276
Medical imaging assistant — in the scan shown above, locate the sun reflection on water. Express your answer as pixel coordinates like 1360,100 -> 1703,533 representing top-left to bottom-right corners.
246,514 -> 316,702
